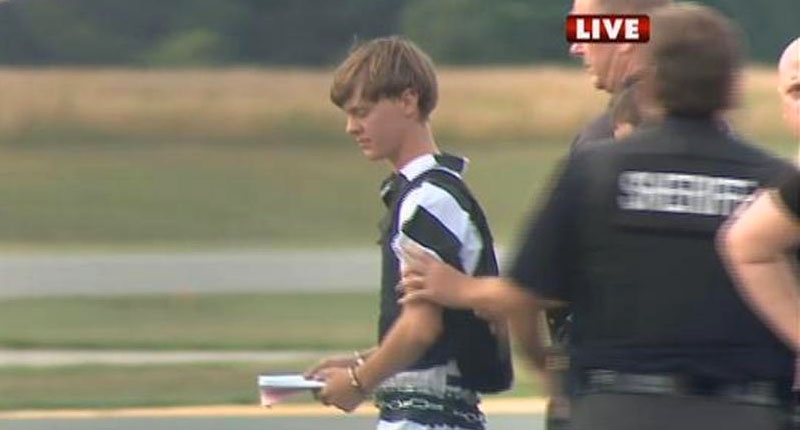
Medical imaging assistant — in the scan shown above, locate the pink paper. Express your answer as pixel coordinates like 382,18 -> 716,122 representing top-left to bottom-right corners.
259,387 -> 308,407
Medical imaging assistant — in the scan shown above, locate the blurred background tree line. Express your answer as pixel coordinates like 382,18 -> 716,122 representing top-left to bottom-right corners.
0,0 -> 796,67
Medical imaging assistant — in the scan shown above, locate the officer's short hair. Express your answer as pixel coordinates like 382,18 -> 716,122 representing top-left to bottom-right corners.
330,36 -> 438,121
644,3 -> 741,116
594,0 -> 671,14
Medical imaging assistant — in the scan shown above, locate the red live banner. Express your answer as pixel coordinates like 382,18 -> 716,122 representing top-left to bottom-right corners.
566,15 -> 650,43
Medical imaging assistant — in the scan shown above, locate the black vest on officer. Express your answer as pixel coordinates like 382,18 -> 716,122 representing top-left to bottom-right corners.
377,157 -> 512,392
567,116 -> 795,385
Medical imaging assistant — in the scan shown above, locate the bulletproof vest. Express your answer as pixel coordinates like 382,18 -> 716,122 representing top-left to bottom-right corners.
378,168 -> 513,393
570,119 -> 794,379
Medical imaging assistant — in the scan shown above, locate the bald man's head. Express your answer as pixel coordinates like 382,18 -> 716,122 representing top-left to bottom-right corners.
778,38 -> 800,137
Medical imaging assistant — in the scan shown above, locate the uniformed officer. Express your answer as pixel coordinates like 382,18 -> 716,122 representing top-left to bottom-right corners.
720,36 -> 800,429
400,4 -> 797,429
722,169 -> 800,382
549,1 -> 672,428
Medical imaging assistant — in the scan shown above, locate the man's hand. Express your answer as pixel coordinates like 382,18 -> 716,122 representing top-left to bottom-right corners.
398,242 -> 472,309
303,353 -> 359,380
316,367 -> 367,413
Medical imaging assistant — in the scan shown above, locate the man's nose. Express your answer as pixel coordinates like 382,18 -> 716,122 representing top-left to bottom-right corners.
346,116 -> 359,135
569,42 -> 585,57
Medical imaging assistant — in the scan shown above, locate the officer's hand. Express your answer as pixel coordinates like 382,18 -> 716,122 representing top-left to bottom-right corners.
398,243 -> 471,309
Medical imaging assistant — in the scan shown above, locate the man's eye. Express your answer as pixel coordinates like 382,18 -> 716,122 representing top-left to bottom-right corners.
354,107 -> 372,117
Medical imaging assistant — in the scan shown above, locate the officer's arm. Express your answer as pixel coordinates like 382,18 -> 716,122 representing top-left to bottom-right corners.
722,190 -> 800,351
455,277 -> 562,372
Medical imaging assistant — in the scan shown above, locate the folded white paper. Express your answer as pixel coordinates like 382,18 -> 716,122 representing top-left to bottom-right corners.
258,374 -> 325,389
258,374 -> 324,407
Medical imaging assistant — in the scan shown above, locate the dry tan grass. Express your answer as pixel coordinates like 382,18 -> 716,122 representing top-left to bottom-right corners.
0,66 -> 792,144
0,68 -> 339,139
436,66 -> 607,142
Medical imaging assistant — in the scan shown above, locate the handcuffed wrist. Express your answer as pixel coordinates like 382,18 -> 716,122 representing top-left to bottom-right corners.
353,350 -> 366,367
347,365 -> 368,395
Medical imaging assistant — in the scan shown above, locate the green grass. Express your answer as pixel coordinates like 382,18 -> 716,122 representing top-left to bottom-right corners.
0,292 -> 544,410
0,136 -> 795,251
0,360 -> 543,411
0,140 -> 569,250
0,363 -> 274,410
0,293 -> 377,350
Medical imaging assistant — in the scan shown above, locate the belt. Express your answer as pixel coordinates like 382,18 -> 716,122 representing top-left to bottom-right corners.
580,369 -> 788,407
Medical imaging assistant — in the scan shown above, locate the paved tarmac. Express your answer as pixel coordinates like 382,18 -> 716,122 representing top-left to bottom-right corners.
0,248 -> 509,298
1,414 -> 543,430
0,349 -> 327,367
0,401 -> 545,430
0,249 -> 379,297
0,248 -> 532,430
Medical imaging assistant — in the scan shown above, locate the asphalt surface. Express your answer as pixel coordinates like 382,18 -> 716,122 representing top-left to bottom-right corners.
0,248 -> 509,298
1,401 -> 545,430
0,248 -> 532,430
0,349 -> 327,367
1,414 -> 543,430
0,249 -> 379,297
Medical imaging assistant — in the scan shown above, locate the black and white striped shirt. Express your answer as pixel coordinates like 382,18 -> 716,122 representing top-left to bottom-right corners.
391,153 -> 485,275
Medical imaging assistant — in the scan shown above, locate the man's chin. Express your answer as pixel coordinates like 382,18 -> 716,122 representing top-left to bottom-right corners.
361,149 -> 383,161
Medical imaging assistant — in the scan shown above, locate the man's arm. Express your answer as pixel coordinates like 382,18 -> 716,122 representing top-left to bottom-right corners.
721,190 -> 800,351
315,274 -> 443,412
317,178 -> 470,412
357,300 -> 443,390
399,257 -> 561,374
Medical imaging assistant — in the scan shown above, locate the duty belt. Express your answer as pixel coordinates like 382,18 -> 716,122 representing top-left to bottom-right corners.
581,369 -> 789,407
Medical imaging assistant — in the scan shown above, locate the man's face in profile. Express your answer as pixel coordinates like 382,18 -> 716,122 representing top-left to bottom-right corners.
568,0 -> 625,93
778,40 -> 800,137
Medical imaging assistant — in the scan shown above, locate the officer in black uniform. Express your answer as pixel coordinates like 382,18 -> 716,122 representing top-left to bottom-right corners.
549,1 -> 672,428
510,4 -> 796,429
399,4 -> 796,429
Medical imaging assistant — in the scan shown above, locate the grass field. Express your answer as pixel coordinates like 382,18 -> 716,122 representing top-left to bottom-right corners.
0,66 -> 796,409
0,138 -> 793,250
0,360 -> 543,411
0,293 -> 377,350
0,66 -> 795,250
0,143 -> 569,249
0,66 -> 793,145
0,292 -> 543,410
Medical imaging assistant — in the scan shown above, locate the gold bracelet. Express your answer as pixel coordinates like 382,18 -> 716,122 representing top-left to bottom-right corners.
347,366 -> 368,395
353,350 -> 366,367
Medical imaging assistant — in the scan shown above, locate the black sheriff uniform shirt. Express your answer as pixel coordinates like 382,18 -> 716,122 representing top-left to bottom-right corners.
510,115 -> 795,387
776,169 -> 800,219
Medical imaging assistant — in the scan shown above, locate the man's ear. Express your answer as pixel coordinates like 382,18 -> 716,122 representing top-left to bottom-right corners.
400,88 -> 420,118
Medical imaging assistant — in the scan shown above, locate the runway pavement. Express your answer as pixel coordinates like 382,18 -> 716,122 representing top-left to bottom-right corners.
1,401 -> 545,430
0,349 -> 328,367
2,414 -> 543,430
0,249 -> 379,297
0,248 -> 509,297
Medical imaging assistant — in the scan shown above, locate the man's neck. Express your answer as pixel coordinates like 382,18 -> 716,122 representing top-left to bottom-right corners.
390,125 -> 437,171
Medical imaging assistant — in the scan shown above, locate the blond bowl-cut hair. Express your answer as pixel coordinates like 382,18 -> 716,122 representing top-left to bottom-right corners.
330,36 -> 438,121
